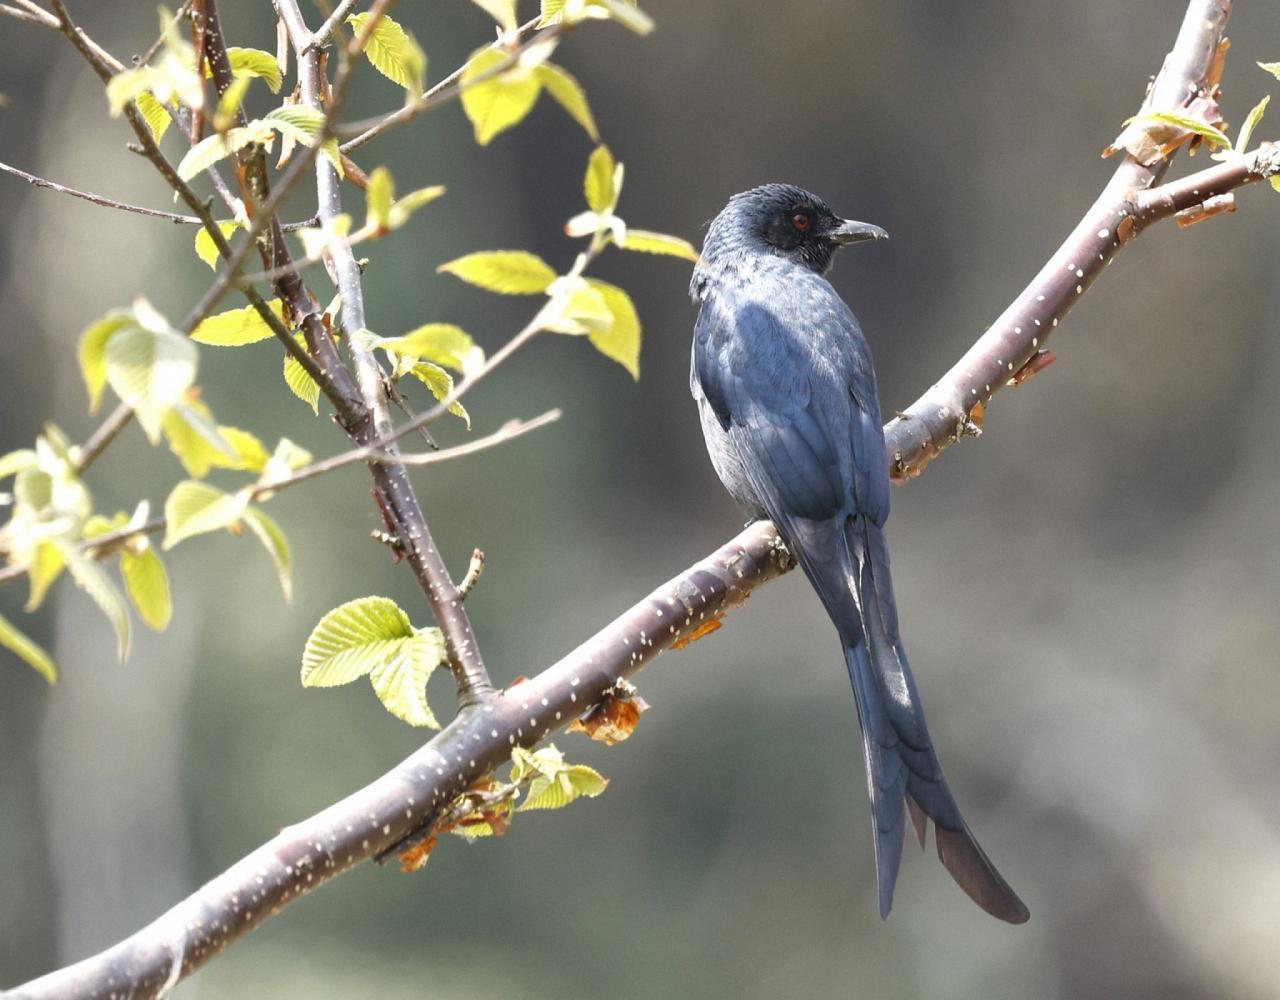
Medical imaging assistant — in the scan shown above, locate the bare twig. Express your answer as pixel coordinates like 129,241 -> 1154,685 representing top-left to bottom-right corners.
306,0 -> 363,52
75,404 -> 135,476
0,1 -> 56,28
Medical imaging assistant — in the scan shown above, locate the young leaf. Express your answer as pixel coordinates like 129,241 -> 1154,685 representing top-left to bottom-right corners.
176,122 -> 274,181
584,144 -> 619,214
162,400 -> 239,478
619,229 -> 699,262
190,299 -> 286,346
437,250 -> 556,294
594,0 -> 653,34
163,480 -> 249,549
104,324 -> 199,442
459,48 -> 542,145
469,0 -> 518,33
1236,94 -> 1270,155
121,545 -> 172,631
78,310 -> 136,412
368,629 -> 445,727
243,507 -> 292,602
283,351 -> 321,413
213,75 -> 253,128
348,12 -> 427,95
388,185 -> 446,229
1123,111 -> 1231,151
542,275 -> 613,334
61,544 -> 131,661
263,106 -> 343,176
301,595 -> 415,687
0,611 -> 57,683
366,166 -> 394,230
136,91 -> 172,143
0,449 -> 37,481
204,46 -> 284,93
210,426 -> 272,473
1259,61 -> 1280,81
408,363 -> 470,428
585,278 -> 640,379
24,541 -> 65,613
194,221 -> 242,270
377,324 -> 484,375
534,63 -> 598,140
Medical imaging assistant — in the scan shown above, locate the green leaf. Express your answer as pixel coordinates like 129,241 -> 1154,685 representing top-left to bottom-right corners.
619,228 -> 699,262
136,91 -> 172,143
368,628 -> 445,727
190,299 -> 286,347
105,66 -> 168,116
437,250 -> 556,294
459,48 -> 542,145
0,449 -> 37,481
24,541 -> 65,613
388,185 -> 446,229
104,322 -> 199,442
348,12 -> 427,95
258,437 -> 313,488
78,310 -> 135,412
0,611 -> 57,683
542,275 -> 614,335
378,324 -> 484,376
408,363 -> 470,428
1236,94 -> 1270,155
243,507 -> 292,602
210,426 -> 272,473
593,0 -> 653,34
213,46 -> 283,94
162,400 -> 238,478
121,546 -> 172,631
511,744 -> 608,811
585,278 -> 640,379
301,595 -> 415,687
176,121 -> 275,181
263,106 -> 343,177
1125,111 -> 1231,150
163,480 -> 249,549
584,144 -> 620,214
1259,62 -> 1280,82
284,354 -> 321,413
195,221 -> 241,270
214,75 -> 252,125
534,63 -> 598,140
1272,175 -> 1280,194
469,0 -> 518,33
540,0 -> 652,34
61,544 -> 131,661
366,166 -> 394,230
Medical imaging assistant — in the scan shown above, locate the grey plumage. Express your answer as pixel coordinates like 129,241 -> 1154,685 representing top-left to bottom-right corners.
689,184 -> 1028,924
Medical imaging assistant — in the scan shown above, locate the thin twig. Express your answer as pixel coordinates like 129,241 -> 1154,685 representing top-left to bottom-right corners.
75,404 -> 135,476
306,0 -> 363,52
135,0 -> 194,65
1,1 -> 56,28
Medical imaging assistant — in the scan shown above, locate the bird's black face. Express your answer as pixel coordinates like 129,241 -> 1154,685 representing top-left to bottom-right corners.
707,183 -> 888,277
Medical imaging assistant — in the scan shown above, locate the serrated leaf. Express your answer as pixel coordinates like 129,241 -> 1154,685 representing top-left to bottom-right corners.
176,121 -> 274,181
212,46 -> 283,93
263,106 -> 343,177
78,310 -> 135,412
366,166 -> 394,230
210,426 -> 271,473
378,324 -> 484,376
283,336 -> 321,414
438,250 -> 556,294
348,12 -> 426,95
584,144 -> 617,213
1236,94 -> 1269,155
543,275 -> 613,335
408,363 -> 470,428
301,595 -> 415,687
368,628 -> 445,727
459,48 -> 542,145
25,541 -> 65,613
0,449 -> 37,481
191,299 -> 286,346
469,0 -> 518,33
105,324 -> 199,442
585,278 -> 640,379
136,91 -> 172,143
0,611 -> 57,683
535,63 -> 598,140
62,544 -> 130,661
195,221 -> 241,270
388,185 -> 445,229
619,228 -> 699,262
163,480 -> 249,549
1124,111 -> 1231,151
105,65 -> 168,116
121,546 -> 172,631
243,507 -> 292,602
162,400 -> 238,478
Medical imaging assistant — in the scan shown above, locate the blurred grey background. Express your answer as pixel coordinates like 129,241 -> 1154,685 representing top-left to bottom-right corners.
3,2 -> 1280,998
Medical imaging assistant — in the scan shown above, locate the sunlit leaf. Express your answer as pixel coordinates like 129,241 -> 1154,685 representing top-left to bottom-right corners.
388,185 -> 445,229
263,105 -> 343,177
176,121 -> 275,181
459,48 -> 542,145
0,611 -> 57,683
24,541 -> 65,613
368,628 -> 445,727
283,335 -> 321,414
190,299 -> 286,347
366,165 -> 394,230
408,363 -> 470,428
619,228 -> 699,262
469,0 -> 518,33
585,278 -> 640,378
210,426 -> 272,473
136,91 -> 172,143
542,275 -> 613,335
1123,111 -> 1231,151
301,595 -> 415,687
348,12 -> 427,96
1258,62 -> 1280,82
61,544 -> 131,661
437,250 -> 556,294
377,324 -> 484,376
162,400 -> 238,478
540,0 -> 653,34
584,143 -> 620,214
78,310 -> 135,412
104,321 -> 199,442
535,63 -> 598,140
0,449 -> 37,481
121,545 -> 172,631
1236,94 -> 1269,155
243,507 -> 292,602
163,480 -> 249,549
203,46 -> 283,93
194,221 -> 242,270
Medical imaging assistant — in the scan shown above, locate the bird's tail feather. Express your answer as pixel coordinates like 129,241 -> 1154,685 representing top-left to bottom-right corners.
798,516 -> 1029,924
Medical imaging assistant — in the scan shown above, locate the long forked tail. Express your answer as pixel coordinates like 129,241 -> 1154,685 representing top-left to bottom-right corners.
789,512 -> 1029,923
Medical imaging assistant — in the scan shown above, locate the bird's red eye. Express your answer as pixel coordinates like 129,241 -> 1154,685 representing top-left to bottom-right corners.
791,211 -> 812,232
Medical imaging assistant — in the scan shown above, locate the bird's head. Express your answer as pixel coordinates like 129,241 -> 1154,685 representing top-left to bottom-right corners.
699,183 -> 887,277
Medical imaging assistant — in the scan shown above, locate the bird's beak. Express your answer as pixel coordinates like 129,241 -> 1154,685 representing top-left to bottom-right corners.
831,219 -> 889,246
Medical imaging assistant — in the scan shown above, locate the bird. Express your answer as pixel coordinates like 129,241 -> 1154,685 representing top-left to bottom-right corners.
688,183 -> 1029,924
